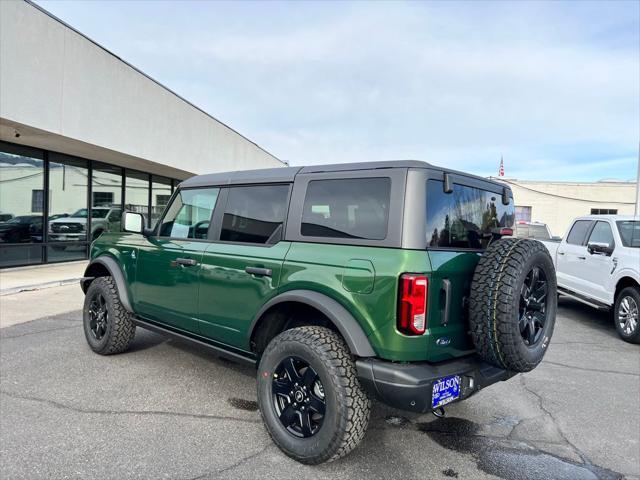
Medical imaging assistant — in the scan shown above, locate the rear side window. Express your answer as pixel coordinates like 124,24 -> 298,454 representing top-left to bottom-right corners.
426,180 -> 515,249
529,225 -> 550,240
566,220 -> 592,245
220,185 -> 289,244
617,220 -> 640,248
301,178 -> 391,240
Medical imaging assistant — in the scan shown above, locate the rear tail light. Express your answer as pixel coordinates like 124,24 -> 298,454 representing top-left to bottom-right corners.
398,274 -> 428,335
500,228 -> 514,236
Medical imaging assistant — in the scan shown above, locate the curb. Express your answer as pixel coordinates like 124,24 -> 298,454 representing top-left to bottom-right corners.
0,277 -> 82,296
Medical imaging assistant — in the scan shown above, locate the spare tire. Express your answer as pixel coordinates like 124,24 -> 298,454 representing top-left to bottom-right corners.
469,238 -> 557,372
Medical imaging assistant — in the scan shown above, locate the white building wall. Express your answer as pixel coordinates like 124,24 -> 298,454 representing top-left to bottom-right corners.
0,0 -> 283,179
493,178 -> 636,237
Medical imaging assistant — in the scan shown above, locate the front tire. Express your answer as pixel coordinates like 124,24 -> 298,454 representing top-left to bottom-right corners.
257,326 -> 371,464
83,276 -> 136,355
614,286 -> 640,344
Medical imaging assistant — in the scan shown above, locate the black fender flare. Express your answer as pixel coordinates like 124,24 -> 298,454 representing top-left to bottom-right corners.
81,256 -> 134,313
250,290 -> 376,357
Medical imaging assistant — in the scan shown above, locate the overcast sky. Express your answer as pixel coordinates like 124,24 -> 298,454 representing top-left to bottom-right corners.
36,0 -> 639,181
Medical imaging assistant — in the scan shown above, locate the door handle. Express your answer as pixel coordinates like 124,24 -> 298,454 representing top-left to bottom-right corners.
577,256 -> 586,260
440,279 -> 452,326
245,266 -> 272,277
557,251 -> 565,256
174,257 -> 198,267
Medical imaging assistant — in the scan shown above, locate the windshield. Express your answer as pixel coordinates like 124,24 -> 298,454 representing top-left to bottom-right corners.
70,209 -> 109,219
5,216 -> 34,224
616,220 -> 640,248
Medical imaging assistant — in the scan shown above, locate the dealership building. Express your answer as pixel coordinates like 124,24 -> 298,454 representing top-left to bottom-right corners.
0,0 -> 283,268
491,177 -> 637,238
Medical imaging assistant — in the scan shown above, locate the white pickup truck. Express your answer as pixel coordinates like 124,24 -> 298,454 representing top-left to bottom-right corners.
541,215 -> 639,343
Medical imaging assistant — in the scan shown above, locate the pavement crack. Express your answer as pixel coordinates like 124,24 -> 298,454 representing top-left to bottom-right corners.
185,443 -> 271,480
519,376 -> 592,465
1,390 -> 261,424
543,360 -> 639,377
0,324 -> 78,339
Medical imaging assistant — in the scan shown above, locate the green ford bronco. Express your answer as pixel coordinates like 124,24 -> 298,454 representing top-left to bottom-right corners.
81,161 -> 557,463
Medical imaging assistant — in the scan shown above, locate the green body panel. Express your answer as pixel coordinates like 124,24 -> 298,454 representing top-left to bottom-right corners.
134,237 -> 210,333
197,241 -> 291,348
89,232 -> 139,298
423,250 -> 479,361
90,234 -> 481,363
341,259 -> 375,294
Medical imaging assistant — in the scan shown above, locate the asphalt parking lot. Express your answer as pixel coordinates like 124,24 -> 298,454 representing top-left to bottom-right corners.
1,286 -> 638,480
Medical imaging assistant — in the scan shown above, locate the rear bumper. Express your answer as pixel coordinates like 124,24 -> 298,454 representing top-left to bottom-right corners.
356,355 -> 516,413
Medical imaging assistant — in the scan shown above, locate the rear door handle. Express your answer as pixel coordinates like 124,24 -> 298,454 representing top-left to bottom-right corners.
245,266 -> 272,277
557,251 -> 565,256
440,279 -> 452,326
578,256 -> 586,260
175,257 -> 198,267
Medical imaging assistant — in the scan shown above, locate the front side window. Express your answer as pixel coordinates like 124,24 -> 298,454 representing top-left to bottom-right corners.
301,178 -> 391,240
220,185 -> 289,244
159,188 -> 219,239
566,220 -> 593,245
108,210 -> 122,222
588,221 -> 614,247
617,220 -> 640,248
426,180 -> 515,249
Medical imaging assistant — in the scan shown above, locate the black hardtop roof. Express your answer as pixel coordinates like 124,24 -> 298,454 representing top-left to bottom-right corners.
180,160 -> 507,189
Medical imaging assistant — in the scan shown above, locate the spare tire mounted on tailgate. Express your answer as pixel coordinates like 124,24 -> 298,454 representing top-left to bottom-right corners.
469,238 -> 557,372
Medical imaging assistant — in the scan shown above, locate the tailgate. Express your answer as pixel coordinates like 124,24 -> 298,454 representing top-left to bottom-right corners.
425,250 -> 479,361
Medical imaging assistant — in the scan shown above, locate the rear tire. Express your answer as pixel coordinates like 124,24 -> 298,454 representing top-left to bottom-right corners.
469,238 -> 557,372
256,326 -> 371,464
83,276 -> 136,355
614,286 -> 640,344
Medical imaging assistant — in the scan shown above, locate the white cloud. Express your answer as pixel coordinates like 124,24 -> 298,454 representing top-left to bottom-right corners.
37,0 -> 640,180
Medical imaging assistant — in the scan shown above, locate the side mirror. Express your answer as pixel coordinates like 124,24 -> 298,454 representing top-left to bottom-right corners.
122,212 -> 144,234
587,241 -> 613,256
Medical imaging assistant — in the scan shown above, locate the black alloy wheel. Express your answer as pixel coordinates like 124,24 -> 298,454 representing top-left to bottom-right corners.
519,266 -> 549,347
88,291 -> 109,341
272,356 -> 326,438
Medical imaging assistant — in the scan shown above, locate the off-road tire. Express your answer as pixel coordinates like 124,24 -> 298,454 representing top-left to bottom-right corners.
469,238 -> 557,372
614,286 -> 640,344
257,326 -> 371,464
83,276 -> 136,355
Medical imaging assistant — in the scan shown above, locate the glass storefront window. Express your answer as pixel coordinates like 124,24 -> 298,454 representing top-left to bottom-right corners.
0,143 -> 45,267
125,170 -> 149,226
0,141 -> 183,268
48,153 -> 89,245
92,164 -> 122,241
151,176 -> 172,228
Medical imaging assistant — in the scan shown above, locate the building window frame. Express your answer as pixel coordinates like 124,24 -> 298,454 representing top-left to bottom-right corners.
0,140 -> 182,268
590,208 -> 618,215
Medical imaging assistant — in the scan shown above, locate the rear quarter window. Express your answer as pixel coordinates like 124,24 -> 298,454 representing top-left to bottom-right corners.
426,180 -> 515,249
301,178 -> 390,240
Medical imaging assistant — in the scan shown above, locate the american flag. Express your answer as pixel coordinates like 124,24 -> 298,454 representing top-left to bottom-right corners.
499,156 -> 505,177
